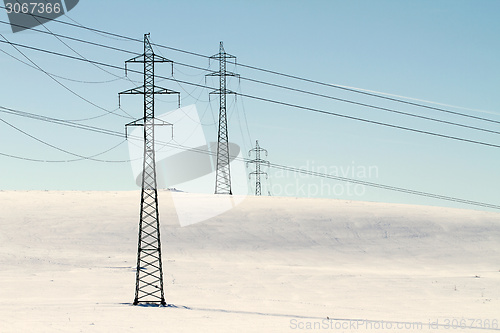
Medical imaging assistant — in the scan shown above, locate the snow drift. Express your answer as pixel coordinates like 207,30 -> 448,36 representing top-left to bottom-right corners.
0,191 -> 499,332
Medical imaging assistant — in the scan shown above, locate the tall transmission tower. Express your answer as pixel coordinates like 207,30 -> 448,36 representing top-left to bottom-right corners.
206,42 -> 239,195
247,140 -> 270,196
119,33 -> 179,306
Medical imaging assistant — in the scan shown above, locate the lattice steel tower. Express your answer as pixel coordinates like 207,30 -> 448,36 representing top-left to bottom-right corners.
119,33 -> 179,306
247,140 -> 270,196
206,42 -> 239,194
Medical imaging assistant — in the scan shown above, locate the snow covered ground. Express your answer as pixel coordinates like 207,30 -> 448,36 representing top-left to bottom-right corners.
0,191 -> 499,332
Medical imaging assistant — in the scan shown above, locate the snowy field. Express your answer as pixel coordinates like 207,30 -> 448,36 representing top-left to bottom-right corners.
0,191 -> 499,332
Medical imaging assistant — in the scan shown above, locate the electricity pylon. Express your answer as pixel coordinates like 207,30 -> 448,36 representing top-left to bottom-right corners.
247,140 -> 270,196
119,33 -> 179,306
206,42 -> 239,195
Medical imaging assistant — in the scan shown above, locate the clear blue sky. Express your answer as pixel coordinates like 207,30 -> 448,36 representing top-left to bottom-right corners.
0,0 -> 499,211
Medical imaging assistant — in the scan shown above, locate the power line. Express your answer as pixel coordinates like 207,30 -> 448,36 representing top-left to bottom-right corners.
0,104 -> 174,150
268,163 -> 500,210
163,140 -> 500,211
0,33 -> 134,122
0,140 -> 126,162
23,13 -> 144,101
231,63 -> 500,126
237,80 -> 254,148
0,47 -> 123,84
14,13 -> 129,80
1,11 -> 497,125
0,19 -> 495,209
234,92 -> 500,149
0,116 -> 131,162
1,38 -> 499,150
2,19 -> 499,133
0,105 -> 125,137
2,104 -> 498,211
0,25 -> 497,208
7,9 -> 496,123
238,76 -> 500,135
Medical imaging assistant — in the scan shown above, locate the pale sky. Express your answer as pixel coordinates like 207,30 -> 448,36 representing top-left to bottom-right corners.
0,0 -> 499,211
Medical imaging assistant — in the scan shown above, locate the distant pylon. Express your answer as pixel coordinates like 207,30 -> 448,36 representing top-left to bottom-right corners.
247,140 -> 270,196
206,42 -> 239,195
118,33 -> 179,306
